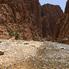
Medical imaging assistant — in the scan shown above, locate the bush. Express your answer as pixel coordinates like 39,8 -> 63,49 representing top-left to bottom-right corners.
8,31 -> 19,40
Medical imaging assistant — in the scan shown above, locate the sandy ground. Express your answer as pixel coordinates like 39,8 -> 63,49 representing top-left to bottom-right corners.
0,39 -> 69,69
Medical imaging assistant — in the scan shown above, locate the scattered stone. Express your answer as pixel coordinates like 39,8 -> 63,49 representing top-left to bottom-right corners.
0,51 -> 4,55
0,40 -> 68,68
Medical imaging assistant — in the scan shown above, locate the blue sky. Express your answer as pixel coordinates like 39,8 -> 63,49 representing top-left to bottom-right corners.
39,0 -> 67,11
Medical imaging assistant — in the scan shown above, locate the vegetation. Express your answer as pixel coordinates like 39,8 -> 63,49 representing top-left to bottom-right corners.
8,31 -> 19,40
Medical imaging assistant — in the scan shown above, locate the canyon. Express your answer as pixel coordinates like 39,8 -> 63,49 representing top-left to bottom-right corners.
0,0 -> 69,44
0,0 -> 69,68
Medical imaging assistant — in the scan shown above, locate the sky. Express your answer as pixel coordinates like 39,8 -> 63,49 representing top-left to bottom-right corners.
39,0 -> 67,12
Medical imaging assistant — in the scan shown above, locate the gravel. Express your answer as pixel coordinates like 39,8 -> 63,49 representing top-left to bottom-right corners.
0,39 -> 69,69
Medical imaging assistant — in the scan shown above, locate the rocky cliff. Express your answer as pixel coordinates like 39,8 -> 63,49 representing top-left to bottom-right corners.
41,1 -> 69,44
0,0 -> 69,44
65,0 -> 69,13
41,4 -> 63,41
0,0 -> 42,40
55,0 -> 69,44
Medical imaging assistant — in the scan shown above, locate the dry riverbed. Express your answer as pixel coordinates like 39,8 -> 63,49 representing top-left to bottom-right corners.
0,39 -> 69,69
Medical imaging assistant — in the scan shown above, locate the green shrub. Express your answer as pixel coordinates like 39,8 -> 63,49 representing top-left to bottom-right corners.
8,31 -> 19,40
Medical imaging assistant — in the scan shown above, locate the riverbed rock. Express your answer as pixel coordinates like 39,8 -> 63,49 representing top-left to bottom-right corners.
0,40 -> 69,69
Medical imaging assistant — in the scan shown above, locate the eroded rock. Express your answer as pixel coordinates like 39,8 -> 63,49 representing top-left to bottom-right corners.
0,0 -> 42,40
41,4 -> 63,40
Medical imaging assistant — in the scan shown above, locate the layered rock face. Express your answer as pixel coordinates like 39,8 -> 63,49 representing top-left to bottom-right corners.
56,14 -> 69,43
41,4 -> 63,41
0,0 -> 42,40
41,2 -> 69,44
23,0 -> 42,40
0,0 -> 69,44
56,0 -> 69,44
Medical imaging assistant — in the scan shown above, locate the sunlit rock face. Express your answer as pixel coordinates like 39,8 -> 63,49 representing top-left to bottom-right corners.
0,0 -> 42,40
41,4 -> 63,41
23,0 -> 42,40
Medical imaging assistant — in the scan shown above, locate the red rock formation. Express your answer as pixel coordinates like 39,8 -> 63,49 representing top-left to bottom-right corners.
56,0 -> 69,44
0,25 -> 10,39
41,4 -> 63,41
24,0 -> 42,40
0,0 -> 69,44
65,0 -> 69,13
56,14 -> 69,44
0,0 -> 42,40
